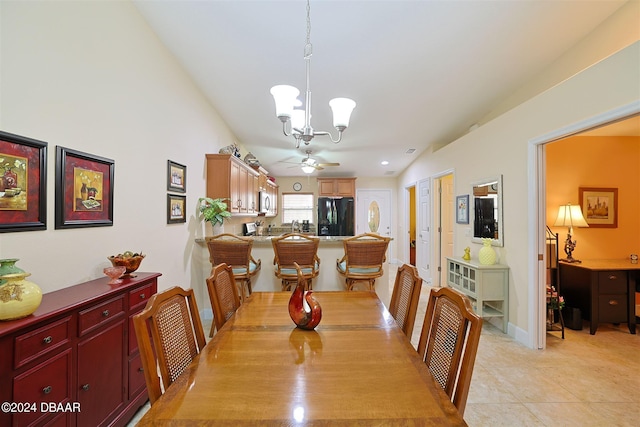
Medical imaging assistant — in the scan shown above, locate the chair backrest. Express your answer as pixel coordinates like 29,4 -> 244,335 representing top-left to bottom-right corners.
416,286 -> 482,416
206,263 -> 241,332
206,233 -> 253,275
271,233 -> 320,272
342,233 -> 391,272
133,286 -> 206,405
388,263 -> 423,338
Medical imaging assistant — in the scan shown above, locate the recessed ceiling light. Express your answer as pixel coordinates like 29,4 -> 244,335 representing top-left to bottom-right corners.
381,160 -> 389,166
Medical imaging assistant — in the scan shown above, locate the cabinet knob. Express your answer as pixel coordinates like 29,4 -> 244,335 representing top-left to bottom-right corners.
608,275 -> 618,280
140,293 -> 145,299
82,384 -> 90,391
608,299 -> 619,306
42,386 -> 52,395
102,310 -> 110,317
43,336 -> 53,344
138,367 -> 144,373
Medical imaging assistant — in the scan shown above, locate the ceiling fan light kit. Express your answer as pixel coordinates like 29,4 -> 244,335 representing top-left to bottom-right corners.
270,0 -> 356,148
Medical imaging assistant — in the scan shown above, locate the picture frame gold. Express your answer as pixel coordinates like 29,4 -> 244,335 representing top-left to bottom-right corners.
579,187 -> 617,228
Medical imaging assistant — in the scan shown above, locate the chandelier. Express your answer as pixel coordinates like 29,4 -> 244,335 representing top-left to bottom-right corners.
270,0 -> 356,148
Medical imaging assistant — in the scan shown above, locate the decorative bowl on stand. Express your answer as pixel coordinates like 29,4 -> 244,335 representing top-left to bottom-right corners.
103,266 -> 127,284
108,253 -> 145,277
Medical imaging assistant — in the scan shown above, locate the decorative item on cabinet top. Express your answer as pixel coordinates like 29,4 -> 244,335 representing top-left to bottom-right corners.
108,251 -> 145,277
0,266 -> 42,321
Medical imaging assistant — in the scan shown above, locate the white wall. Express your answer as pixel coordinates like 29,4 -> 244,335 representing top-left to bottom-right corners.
0,0 -> 236,313
398,42 -> 640,345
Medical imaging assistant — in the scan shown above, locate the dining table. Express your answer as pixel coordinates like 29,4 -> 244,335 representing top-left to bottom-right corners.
136,291 -> 467,426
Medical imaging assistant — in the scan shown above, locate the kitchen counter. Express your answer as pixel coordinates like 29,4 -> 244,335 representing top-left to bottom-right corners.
196,235 -> 392,304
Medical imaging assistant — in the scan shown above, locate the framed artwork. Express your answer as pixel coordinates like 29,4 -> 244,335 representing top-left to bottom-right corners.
167,160 -> 186,193
0,131 -> 48,232
579,187 -> 617,228
456,194 -> 469,224
55,146 -> 114,229
167,194 -> 186,224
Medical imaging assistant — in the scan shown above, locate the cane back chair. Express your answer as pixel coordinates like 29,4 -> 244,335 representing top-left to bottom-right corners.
388,263 -> 423,338
206,263 -> 241,337
133,286 -> 207,405
416,286 -> 483,416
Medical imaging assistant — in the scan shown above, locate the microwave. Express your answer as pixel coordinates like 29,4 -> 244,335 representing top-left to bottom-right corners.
259,191 -> 271,213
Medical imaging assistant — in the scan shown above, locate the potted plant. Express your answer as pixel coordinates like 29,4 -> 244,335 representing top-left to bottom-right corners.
197,197 -> 231,228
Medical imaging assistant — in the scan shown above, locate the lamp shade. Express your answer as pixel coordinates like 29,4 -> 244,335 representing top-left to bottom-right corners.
329,98 -> 356,129
270,85 -> 300,119
553,204 -> 589,228
301,164 -> 315,174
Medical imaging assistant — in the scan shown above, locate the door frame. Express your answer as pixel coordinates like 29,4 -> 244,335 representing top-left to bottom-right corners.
432,170 -> 454,287
529,101 -> 639,349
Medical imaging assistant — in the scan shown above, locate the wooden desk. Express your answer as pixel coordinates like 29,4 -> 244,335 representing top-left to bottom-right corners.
559,259 -> 639,335
138,291 -> 466,426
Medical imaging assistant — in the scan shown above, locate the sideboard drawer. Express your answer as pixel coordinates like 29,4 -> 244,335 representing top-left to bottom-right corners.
14,316 -> 71,369
78,296 -> 124,336
598,271 -> 627,294
13,349 -> 72,427
598,294 -> 628,323
129,283 -> 154,310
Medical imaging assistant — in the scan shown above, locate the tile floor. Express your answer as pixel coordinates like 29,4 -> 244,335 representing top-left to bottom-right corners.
129,266 -> 640,426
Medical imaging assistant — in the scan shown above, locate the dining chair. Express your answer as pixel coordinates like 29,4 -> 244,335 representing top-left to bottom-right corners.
416,286 -> 483,416
388,263 -> 423,338
133,286 -> 207,405
206,263 -> 241,337
336,233 -> 391,290
271,233 -> 320,291
206,233 -> 261,301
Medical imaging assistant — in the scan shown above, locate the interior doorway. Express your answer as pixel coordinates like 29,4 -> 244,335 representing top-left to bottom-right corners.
408,186 -> 416,266
532,105 -> 639,349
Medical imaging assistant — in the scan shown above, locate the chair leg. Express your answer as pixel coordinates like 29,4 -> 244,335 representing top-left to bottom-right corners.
209,322 -> 215,338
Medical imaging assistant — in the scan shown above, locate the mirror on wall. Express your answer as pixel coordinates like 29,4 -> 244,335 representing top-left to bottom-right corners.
471,175 -> 503,247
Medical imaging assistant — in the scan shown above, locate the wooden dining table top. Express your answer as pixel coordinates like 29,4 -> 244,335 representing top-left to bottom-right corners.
137,291 -> 467,426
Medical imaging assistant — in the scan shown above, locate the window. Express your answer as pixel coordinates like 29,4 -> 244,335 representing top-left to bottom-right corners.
282,193 -> 314,224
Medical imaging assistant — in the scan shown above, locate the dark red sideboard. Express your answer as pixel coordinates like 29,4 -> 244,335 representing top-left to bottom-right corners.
0,272 -> 160,427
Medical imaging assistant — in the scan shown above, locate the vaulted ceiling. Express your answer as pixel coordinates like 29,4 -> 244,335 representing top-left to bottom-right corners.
133,0 -> 629,177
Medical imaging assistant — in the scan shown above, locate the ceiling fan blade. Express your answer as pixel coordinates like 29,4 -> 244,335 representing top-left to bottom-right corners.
317,162 -> 340,167
314,165 -> 324,170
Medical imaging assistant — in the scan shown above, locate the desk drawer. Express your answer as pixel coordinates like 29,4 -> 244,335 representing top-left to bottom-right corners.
14,316 -> 71,369
79,296 -> 124,336
598,294 -> 627,323
598,271 -> 627,294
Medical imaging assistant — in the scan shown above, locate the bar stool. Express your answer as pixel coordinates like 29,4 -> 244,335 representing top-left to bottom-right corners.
336,233 -> 391,291
205,233 -> 261,301
271,233 -> 320,291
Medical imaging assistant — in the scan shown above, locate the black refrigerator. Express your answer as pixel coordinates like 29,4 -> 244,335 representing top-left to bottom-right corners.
317,197 -> 354,236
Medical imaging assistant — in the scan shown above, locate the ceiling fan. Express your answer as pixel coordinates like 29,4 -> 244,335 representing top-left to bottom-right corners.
297,150 -> 340,172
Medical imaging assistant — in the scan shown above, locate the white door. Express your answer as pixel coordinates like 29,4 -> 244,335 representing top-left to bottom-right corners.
355,189 -> 391,238
417,178 -> 431,281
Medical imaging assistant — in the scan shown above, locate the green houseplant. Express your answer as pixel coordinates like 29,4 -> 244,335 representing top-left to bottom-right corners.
197,197 -> 231,227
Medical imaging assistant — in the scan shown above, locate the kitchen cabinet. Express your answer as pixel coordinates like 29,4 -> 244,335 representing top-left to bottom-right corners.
446,257 -> 509,333
559,260 -> 637,335
0,272 -> 160,427
317,178 -> 356,197
266,179 -> 278,217
206,154 -> 259,214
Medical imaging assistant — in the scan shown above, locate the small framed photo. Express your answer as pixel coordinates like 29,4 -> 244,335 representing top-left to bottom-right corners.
55,147 -> 114,229
167,194 -> 186,224
579,187 -> 617,228
456,194 -> 469,224
0,131 -> 48,232
167,160 -> 186,193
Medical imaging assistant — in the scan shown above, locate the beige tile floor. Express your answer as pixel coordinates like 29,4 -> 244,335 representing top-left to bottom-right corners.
129,266 -> 640,426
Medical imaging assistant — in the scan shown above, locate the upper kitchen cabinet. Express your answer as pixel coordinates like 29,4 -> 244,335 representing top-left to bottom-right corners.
317,178 -> 356,197
206,154 -> 259,214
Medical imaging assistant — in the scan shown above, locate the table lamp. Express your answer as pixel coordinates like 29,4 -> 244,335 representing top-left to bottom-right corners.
553,203 -> 589,263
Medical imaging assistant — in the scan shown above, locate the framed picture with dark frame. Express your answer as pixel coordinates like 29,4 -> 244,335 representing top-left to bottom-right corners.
167,194 -> 186,224
0,131 -> 48,232
456,194 -> 469,224
55,146 -> 114,229
167,160 -> 186,193
579,187 -> 617,228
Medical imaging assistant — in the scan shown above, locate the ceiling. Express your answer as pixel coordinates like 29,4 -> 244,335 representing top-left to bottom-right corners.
133,0 -> 629,178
